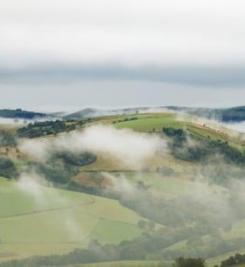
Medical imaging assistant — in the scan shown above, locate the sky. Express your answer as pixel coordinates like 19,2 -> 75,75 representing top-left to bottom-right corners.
0,0 -> 245,111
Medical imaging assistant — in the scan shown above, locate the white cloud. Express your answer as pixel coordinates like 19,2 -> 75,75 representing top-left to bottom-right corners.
1,0 -> 245,68
19,125 -> 166,169
16,173 -> 48,205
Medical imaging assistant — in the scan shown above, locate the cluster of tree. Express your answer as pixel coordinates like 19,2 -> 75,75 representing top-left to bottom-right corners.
17,120 -> 77,138
54,151 -> 96,167
1,232 -> 236,267
0,225 -> 244,267
219,106 -> 245,122
0,157 -> 18,178
214,140 -> 245,165
220,253 -> 245,267
174,257 -> 205,267
162,127 -> 245,165
113,117 -> 138,124
0,233 -> 195,267
28,152 -> 96,184
163,128 -> 186,141
0,109 -> 46,119
0,130 -> 17,147
163,238 -> 245,261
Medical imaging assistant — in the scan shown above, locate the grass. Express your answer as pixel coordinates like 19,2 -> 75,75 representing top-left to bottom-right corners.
223,219 -> 245,240
79,261 -> 165,267
114,113 -> 181,132
111,113 -> 244,149
0,177 -> 144,262
91,218 -> 142,244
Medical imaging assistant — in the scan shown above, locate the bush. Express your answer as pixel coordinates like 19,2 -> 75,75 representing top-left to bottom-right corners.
0,157 -> 18,178
0,130 -> 17,146
174,257 -> 205,267
17,120 -> 76,138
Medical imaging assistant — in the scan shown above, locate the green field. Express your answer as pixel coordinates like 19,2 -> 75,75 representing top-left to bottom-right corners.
0,177 -> 144,261
115,113 -> 181,132
114,113 -> 243,145
79,261 -> 165,267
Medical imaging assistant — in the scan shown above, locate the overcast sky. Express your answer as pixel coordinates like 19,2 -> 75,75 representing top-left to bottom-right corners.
0,0 -> 244,111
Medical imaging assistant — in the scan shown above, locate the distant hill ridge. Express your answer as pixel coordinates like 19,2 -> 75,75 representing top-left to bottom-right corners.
0,109 -> 47,119
1,106 -> 244,122
65,106 -> 245,122
167,106 -> 245,122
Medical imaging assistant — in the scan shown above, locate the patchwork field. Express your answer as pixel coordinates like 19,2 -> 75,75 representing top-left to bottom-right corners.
0,112 -> 244,266
0,177 -> 144,262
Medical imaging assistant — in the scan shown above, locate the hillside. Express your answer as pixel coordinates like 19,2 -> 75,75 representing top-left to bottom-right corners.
0,111 -> 244,266
0,177 -> 146,262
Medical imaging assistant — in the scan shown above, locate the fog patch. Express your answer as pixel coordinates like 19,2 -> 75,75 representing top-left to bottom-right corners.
19,125 -> 166,169
223,121 -> 245,134
16,172 -> 48,205
18,138 -> 51,162
16,172 -> 84,240
102,172 -> 138,197
176,112 -> 245,140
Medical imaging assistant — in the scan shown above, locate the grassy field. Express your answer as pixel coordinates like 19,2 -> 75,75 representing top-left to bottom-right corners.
109,113 -> 244,148
0,177 -> 145,262
115,113 -> 181,132
79,261 -> 165,267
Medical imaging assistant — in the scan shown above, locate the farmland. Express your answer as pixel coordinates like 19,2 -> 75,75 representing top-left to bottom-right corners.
0,177 -> 144,261
0,111 -> 244,266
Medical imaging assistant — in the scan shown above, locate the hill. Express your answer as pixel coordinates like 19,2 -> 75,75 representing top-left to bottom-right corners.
0,111 -> 244,266
0,109 -> 47,120
64,107 -> 145,120
64,106 -> 245,123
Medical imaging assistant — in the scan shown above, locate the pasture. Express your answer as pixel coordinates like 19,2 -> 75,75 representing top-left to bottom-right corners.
0,177 -> 144,261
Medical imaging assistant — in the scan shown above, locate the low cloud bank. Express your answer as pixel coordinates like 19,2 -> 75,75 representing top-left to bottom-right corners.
19,125 -> 166,168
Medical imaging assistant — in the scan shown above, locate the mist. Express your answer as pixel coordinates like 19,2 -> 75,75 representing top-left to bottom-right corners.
224,121 -> 245,134
19,125 -> 166,169
15,171 -> 85,241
